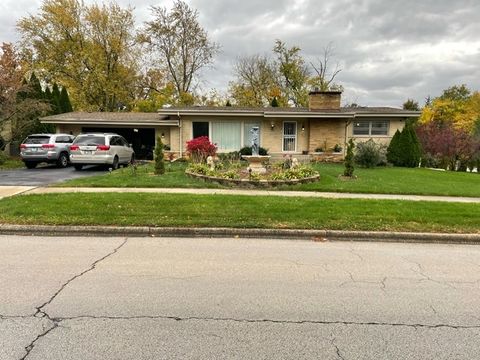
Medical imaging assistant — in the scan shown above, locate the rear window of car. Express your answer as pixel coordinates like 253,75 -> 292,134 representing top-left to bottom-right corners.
73,136 -> 106,146
24,136 -> 51,144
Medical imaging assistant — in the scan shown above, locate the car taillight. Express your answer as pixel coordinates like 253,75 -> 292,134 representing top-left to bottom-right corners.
96,145 -> 110,151
20,144 -> 27,149
42,144 -> 55,149
70,145 -> 79,151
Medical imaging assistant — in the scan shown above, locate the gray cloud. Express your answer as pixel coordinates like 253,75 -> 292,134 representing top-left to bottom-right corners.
1,0 -> 480,107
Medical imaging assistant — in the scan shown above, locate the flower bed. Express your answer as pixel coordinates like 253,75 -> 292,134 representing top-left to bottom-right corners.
186,162 -> 320,188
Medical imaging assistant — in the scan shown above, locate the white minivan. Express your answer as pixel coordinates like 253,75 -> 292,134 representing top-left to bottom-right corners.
70,133 -> 135,171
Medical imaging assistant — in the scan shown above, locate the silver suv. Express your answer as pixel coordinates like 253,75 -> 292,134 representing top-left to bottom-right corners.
70,133 -> 135,171
20,134 -> 75,169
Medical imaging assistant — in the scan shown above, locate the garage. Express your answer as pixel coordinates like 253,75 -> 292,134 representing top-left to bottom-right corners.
40,112 -> 179,160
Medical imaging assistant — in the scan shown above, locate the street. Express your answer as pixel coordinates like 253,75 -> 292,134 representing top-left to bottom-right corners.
1,235 -> 479,359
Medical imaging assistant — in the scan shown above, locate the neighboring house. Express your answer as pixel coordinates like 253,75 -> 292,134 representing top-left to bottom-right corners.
41,91 -> 420,160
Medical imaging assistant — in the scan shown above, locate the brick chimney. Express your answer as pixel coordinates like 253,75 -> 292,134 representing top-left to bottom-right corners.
308,90 -> 342,110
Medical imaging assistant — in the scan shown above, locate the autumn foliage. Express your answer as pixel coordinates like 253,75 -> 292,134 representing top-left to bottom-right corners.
416,120 -> 480,171
186,136 -> 217,163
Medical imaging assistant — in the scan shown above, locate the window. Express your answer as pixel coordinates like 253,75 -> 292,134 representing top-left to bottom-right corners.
55,136 -> 73,143
283,122 -> 297,152
353,120 -> 389,136
73,136 -> 105,146
211,122 -> 241,151
192,122 -> 209,138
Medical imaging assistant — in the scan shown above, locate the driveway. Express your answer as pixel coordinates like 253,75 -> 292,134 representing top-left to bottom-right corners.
0,165 -> 105,186
1,236 -> 479,359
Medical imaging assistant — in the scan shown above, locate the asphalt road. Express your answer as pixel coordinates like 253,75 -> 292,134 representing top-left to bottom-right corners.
0,165 -> 106,186
1,236 -> 479,359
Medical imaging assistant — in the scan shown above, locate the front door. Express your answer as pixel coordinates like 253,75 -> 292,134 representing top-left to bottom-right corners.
283,122 -> 297,152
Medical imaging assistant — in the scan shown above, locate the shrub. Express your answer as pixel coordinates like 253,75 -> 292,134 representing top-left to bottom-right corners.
354,139 -> 386,168
154,137 -> 165,175
271,165 -> 318,180
416,120 -> 480,171
186,136 -> 217,163
386,129 -> 401,165
187,163 -> 212,175
343,139 -> 355,177
333,144 -> 343,152
239,146 -> 268,156
394,124 -> 421,167
0,151 -> 7,166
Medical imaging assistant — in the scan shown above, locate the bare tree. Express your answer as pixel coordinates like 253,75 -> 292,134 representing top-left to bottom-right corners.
144,1 -> 220,103
310,42 -> 342,91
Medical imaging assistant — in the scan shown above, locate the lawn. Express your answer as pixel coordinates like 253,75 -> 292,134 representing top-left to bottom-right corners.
0,157 -> 24,170
0,193 -> 478,233
58,161 -> 480,197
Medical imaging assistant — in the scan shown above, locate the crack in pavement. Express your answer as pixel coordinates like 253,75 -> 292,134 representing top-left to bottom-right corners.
401,256 -> 458,290
331,337 -> 346,360
339,271 -> 387,294
53,314 -> 480,330
18,238 -> 128,360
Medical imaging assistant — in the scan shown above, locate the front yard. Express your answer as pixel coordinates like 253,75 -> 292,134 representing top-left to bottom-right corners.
57,161 -> 480,198
0,193 -> 478,233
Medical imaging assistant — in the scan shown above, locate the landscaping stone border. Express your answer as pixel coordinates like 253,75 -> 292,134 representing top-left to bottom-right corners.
185,171 -> 320,188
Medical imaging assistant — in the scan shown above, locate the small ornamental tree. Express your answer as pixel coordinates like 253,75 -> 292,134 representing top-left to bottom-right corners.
387,124 -> 421,167
398,123 -> 421,167
186,136 -> 217,163
59,86 -> 73,112
271,97 -> 279,107
386,129 -> 401,165
343,139 -> 355,177
154,136 -> 165,175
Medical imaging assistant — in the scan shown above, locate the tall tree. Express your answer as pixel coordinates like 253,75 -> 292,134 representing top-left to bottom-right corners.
59,86 -> 73,113
403,99 -> 420,111
51,83 -> 61,114
18,0 -> 139,111
420,84 -> 480,133
273,40 -> 310,107
229,54 -> 280,107
144,0 -> 220,103
310,43 -> 343,91
0,43 -> 49,142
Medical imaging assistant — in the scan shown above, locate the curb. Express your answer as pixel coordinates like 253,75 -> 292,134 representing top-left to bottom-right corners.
0,224 -> 479,244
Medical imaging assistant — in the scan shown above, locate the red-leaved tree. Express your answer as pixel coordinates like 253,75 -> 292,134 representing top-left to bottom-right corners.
416,120 -> 480,170
186,136 -> 217,163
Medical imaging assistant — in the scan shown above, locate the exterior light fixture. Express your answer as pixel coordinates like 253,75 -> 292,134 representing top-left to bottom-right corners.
161,133 -> 165,139
270,122 -> 275,130
301,123 -> 305,131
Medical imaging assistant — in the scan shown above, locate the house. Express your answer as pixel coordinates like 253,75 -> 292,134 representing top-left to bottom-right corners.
40,91 -> 420,160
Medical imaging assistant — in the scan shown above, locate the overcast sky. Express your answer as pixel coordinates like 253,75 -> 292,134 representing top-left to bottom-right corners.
2,0 -> 480,107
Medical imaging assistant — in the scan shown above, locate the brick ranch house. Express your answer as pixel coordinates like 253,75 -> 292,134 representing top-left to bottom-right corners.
40,91 -> 420,160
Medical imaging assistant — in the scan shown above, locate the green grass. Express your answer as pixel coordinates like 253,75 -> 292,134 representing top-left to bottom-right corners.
58,161 -> 480,198
294,163 -> 480,197
0,157 -> 24,170
0,193 -> 478,233
58,161 -> 223,189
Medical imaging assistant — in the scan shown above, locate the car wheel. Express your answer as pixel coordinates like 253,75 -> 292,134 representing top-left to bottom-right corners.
25,162 -> 37,169
112,156 -> 119,170
56,152 -> 69,168
74,164 -> 83,171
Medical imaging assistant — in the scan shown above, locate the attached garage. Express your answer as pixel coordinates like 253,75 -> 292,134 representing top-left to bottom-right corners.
40,112 -> 179,160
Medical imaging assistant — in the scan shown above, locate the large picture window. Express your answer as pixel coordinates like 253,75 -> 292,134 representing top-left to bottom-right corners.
353,120 -> 389,136
211,122 -> 241,151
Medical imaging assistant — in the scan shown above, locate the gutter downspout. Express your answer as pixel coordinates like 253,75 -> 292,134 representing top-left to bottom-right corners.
178,111 -> 183,158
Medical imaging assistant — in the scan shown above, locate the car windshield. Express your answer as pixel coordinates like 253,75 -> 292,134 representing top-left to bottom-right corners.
73,136 -> 106,146
24,136 -> 50,144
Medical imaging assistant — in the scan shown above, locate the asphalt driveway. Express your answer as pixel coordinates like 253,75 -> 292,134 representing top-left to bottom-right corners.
0,164 -> 105,186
